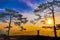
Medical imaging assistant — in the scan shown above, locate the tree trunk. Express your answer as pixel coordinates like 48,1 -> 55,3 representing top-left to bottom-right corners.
51,6 -> 57,38
7,16 -> 12,40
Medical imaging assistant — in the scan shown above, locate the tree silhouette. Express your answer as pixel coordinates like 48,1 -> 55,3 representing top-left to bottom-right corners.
0,8 -> 20,40
14,15 -> 28,31
56,24 -> 60,29
0,8 -> 28,37
5,8 -> 19,37
34,0 -> 60,37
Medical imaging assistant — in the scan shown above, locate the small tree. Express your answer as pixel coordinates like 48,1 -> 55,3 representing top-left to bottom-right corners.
0,8 -> 20,40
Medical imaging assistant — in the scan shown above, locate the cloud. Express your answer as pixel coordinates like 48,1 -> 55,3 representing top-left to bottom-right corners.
46,0 -> 53,2
0,9 -> 5,13
21,12 -> 38,21
0,9 -> 5,11
19,0 -> 39,9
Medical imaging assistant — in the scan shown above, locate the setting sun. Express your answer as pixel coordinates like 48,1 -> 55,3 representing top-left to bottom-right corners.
47,19 -> 53,24
45,18 -> 53,25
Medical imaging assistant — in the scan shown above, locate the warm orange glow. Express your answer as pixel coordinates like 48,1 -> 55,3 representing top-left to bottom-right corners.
45,18 -> 53,25
47,19 -> 52,24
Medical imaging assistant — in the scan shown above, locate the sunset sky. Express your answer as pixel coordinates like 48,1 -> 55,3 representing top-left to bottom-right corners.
0,0 -> 60,37
0,0 -> 60,20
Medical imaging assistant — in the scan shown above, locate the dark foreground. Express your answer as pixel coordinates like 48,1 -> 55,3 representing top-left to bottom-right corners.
0,35 -> 60,40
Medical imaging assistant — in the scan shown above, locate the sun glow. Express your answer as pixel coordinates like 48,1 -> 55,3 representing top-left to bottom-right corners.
46,18 -> 53,25
47,19 -> 52,24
